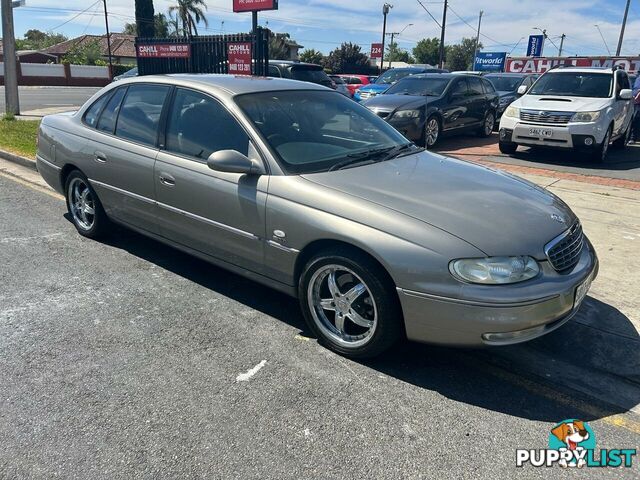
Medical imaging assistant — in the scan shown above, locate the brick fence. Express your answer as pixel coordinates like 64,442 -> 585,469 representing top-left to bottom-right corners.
0,62 -> 111,87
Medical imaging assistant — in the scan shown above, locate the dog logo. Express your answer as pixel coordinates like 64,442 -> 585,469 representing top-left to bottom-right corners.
549,419 -> 595,468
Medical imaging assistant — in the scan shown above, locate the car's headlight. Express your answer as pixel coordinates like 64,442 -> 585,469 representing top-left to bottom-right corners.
393,109 -> 421,119
570,111 -> 601,123
503,106 -> 520,118
450,256 -> 539,284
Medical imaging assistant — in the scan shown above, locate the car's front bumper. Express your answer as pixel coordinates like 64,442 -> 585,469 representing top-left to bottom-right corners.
397,244 -> 599,347
498,115 -> 609,149
387,116 -> 424,142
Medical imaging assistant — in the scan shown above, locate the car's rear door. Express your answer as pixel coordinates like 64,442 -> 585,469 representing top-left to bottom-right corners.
154,87 -> 268,273
466,76 -> 488,126
442,78 -> 471,131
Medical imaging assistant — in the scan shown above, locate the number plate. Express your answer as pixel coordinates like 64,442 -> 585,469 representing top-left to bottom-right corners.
574,272 -> 594,308
529,128 -> 553,138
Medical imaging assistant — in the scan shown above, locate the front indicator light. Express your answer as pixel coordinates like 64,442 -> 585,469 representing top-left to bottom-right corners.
450,256 -> 539,284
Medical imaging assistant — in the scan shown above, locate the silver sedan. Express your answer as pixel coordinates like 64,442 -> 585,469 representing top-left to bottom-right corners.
36,74 -> 598,358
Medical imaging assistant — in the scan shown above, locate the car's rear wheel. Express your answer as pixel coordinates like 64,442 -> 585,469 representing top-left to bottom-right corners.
298,248 -> 402,358
499,141 -> 518,154
478,111 -> 495,137
424,115 -> 440,149
65,170 -> 109,239
590,127 -> 611,163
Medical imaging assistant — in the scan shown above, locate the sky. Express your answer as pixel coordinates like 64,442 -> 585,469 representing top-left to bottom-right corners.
4,0 -> 640,57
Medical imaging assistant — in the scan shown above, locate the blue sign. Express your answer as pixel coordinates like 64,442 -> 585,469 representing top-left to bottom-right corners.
473,52 -> 507,72
527,35 -> 545,57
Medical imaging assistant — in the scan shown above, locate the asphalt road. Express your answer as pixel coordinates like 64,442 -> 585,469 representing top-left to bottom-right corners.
1,172 -> 639,478
0,86 -> 101,115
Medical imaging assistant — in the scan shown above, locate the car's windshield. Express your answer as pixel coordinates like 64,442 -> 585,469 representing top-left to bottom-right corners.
385,77 -> 450,96
236,90 -> 413,174
528,72 -> 613,98
485,75 -> 524,92
375,69 -> 416,84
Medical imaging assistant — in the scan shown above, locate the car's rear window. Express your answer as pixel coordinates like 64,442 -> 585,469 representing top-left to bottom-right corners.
290,66 -> 332,86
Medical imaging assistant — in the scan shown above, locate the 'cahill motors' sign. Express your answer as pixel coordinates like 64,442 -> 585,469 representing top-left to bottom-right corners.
506,57 -> 640,74
233,0 -> 278,12
136,44 -> 191,58
228,42 -> 252,74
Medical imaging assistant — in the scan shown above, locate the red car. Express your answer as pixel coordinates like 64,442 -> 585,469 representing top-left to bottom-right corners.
337,74 -> 372,96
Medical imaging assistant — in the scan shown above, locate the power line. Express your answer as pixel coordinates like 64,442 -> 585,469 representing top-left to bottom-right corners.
415,0 -> 441,28
46,1 -> 101,31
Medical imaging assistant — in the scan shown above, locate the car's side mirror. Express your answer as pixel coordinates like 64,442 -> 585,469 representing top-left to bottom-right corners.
207,150 -> 265,175
619,89 -> 632,100
517,85 -> 528,95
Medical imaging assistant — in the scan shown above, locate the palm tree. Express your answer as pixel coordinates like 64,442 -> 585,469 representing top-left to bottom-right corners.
169,0 -> 209,37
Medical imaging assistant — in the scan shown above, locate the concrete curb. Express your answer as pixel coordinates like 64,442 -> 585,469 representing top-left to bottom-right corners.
0,149 -> 37,172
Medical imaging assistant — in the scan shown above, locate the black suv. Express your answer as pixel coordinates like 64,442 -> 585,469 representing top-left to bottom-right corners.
362,73 -> 499,147
268,60 -> 335,89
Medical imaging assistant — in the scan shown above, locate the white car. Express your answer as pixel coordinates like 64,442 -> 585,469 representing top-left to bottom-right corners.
498,67 -> 634,162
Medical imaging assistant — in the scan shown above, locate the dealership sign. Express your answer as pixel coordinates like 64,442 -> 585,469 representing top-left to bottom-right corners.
526,35 -> 545,57
136,44 -> 191,58
228,42 -> 252,74
473,52 -> 507,72
233,0 -> 278,12
506,57 -> 640,74
370,43 -> 383,59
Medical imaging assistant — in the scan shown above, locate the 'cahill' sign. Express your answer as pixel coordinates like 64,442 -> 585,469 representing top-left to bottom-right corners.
233,0 -> 278,12
506,57 -> 640,74
228,42 -> 253,74
136,44 -> 190,58
370,43 -> 383,59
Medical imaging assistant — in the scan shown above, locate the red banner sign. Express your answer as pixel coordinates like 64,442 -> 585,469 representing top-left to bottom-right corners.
136,44 -> 191,58
370,43 -> 383,59
233,0 -> 278,12
228,42 -> 252,74
505,57 -> 640,74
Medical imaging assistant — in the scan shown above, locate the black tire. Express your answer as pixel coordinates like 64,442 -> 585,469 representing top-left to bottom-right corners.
478,111 -> 496,138
499,141 -> 518,154
423,115 -> 441,149
298,247 -> 403,358
612,123 -> 631,150
64,170 -> 110,239
590,127 -> 611,163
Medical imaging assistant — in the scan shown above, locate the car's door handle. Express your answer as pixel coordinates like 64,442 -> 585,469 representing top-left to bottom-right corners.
94,151 -> 107,163
159,173 -> 176,186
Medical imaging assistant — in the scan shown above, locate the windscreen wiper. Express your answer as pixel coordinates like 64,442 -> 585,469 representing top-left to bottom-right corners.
379,143 -> 423,162
328,146 -> 394,171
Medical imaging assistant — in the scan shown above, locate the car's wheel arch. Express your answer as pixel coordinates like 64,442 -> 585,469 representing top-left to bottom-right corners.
60,163 -> 82,191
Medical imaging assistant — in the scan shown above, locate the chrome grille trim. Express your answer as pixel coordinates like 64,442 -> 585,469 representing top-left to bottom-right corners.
544,222 -> 584,272
520,109 -> 574,125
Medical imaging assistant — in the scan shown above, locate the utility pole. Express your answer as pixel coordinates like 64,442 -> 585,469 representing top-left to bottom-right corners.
616,0 -> 631,56
474,10 -> 483,57
380,3 -> 392,73
558,33 -> 566,56
1,0 -> 19,115
387,32 -> 397,69
102,0 -> 113,77
438,0 -> 448,69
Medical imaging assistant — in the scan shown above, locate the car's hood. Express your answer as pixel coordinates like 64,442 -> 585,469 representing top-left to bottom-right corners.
362,94 -> 426,111
301,151 -> 576,258
497,90 -> 516,98
359,83 -> 390,93
516,94 -> 610,112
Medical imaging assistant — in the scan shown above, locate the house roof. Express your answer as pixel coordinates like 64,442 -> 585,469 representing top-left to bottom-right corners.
41,34 -> 136,58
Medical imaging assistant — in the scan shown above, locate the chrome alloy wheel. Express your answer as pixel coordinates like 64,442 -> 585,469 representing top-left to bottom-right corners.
425,117 -> 439,147
307,265 -> 378,348
484,112 -> 495,135
67,177 -> 96,231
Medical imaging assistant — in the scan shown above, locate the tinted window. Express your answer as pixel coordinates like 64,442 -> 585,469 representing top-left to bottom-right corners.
468,77 -> 484,95
617,71 -> 630,91
385,77 -> 451,96
349,77 -> 362,84
290,66 -> 332,87
268,65 -> 281,77
451,79 -> 469,96
376,69 -> 416,84
481,78 -> 496,93
97,88 -> 126,134
529,72 -> 613,98
166,88 -> 249,160
485,75 -> 524,92
115,84 -> 170,146
84,92 -> 111,128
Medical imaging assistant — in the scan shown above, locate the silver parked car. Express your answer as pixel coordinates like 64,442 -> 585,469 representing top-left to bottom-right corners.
36,75 -> 598,358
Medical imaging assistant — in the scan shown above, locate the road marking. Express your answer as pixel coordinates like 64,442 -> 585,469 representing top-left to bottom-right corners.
0,170 -> 63,200
236,360 -> 267,382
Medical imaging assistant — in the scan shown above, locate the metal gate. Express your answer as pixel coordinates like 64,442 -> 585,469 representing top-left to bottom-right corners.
135,29 -> 269,77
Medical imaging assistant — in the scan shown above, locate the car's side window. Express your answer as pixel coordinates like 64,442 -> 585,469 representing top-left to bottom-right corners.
115,84 -> 170,147
268,65 -> 281,77
616,71 -> 630,93
350,77 -> 362,85
83,92 -> 111,128
165,88 -> 249,161
481,78 -> 495,94
468,77 -> 484,95
96,88 -> 127,134
451,79 -> 469,97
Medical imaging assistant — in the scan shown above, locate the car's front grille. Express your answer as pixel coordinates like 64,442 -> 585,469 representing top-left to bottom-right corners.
520,109 -> 574,125
359,91 -> 375,99
545,222 -> 584,272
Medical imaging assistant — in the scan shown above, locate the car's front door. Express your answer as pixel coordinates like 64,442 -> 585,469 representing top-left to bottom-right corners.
154,87 -> 268,273
442,78 -> 471,131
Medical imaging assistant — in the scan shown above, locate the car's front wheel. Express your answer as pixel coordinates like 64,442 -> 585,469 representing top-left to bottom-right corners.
65,170 -> 110,239
612,123 -> 631,150
590,127 -> 611,163
298,248 -> 402,358
499,141 -> 518,154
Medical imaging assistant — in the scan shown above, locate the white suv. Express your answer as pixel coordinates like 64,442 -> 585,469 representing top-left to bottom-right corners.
498,67 -> 634,162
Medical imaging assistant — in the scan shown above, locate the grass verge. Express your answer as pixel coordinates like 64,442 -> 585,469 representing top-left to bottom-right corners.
0,118 -> 40,158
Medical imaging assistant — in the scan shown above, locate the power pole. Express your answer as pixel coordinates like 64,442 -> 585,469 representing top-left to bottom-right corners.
474,10 -> 483,57
616,0 -> 631,56
102,0 -> 113,77
438,0 -> 448,69
1,0 -> 19,116
386,32 -> 398,68
558,33 -> 566,56
380,3 -> 392,73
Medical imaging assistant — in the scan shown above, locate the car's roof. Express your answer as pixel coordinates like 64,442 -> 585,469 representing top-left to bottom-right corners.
268,60 -> 322,68
484,72 -> 534,77
121,73 -> 328,95
546,67 -> 613,74
410,73 -> 460,80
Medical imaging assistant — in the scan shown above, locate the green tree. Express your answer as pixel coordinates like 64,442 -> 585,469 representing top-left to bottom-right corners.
385,42 -> 413,64
123,13 -> 170,37
412,37 -> 440,65
445,37 -> 482,71
323,42 -> 370,73
135,0 -> 156,38
268,32 -> 291,60
169,0 -> 209,37
62,39 -> 103,65
15,30 -> 67,50
299,48 -> 324,65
